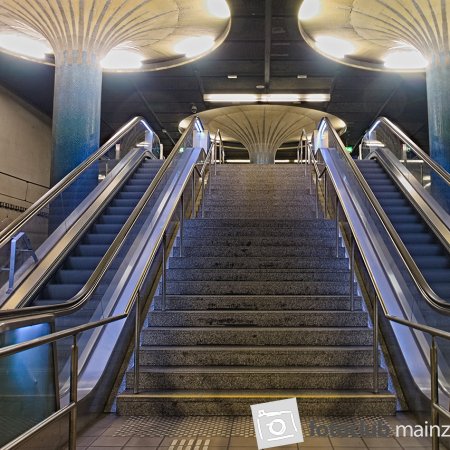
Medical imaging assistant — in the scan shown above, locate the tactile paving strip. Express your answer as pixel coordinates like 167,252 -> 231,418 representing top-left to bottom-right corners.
113,415 -> 394,438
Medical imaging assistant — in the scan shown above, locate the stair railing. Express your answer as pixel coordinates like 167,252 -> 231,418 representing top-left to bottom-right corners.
317,117 -> 450,450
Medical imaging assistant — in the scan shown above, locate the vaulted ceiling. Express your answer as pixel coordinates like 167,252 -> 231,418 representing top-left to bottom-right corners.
0,0 -> 428,158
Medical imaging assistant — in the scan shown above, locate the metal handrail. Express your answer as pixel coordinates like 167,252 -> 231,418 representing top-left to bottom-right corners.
319,117 -> 450,312
0,117 -> 198,319
0,116 -> 159,251
365,116 -> 450,186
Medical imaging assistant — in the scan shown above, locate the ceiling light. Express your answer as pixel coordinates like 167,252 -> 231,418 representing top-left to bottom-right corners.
205,0 -> 231,19
203,93 -> 330,103
228,74 -> 238,79
315,36 -> 355,59
0,33 -> 50,60
101,49 -> 143,69
299,0 -> 321,21
256,85 -> 265,89
297,74 -> 308,79
384,48 -> 428,70
174,36 -> 215,58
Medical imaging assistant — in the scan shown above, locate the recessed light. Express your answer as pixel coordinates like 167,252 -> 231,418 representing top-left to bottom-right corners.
384,48 -> 428,69
297,74 -> 308,79
315,36 -> 355,59
203,93 -> 330,103
256,85 -> 265,89
0,33 -> 51,60
174,36 -> 215,58
299,0 -> 321,21
205,0 -> 231,19
228,74 -> 238,79
101,49 -> 143,69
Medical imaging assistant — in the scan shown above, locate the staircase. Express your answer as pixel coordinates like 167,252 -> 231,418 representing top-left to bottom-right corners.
356,159 -> 450,300
117,164 -> 397,416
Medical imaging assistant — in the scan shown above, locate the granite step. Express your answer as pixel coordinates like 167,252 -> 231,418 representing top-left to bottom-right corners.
168,256 -> 349,270
141,326 -> 372,346
165,269 -> 350,283
126,366 -> 387,391
181,227 -> 336,238
202,210 -> 317,219
182,219 -> 336,229
172,246 -> 346,258
116,390 -> 397,416
147,310 -> 367,327
165,280 -> 355,295
177,236 -> 338,247
137,346 -> 378,367
152,295 -> 362,311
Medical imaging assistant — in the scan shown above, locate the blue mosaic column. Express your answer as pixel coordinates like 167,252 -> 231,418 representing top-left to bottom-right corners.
51,53 -> 102,185
426,55 -> 450,212
49,53 -> 102,230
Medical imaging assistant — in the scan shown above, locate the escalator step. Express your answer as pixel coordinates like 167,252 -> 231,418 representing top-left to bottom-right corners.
415,256 -> 450,269
382,206 -> 414,214
111,199 -> 140,208
83,233 -> 117,245
92,224 -> 123,234
106,206 -> 135,215
399,233 -> 436,245
116,192 -> 144,201
99,215 -> 130,224
422,270 -> 450,283
76,244 -> 110,256
56,270 -> 93,284
42,284 -> 83,299
65,256 -> 102,270
395,223 -> 427,233
406,244 -> 444,256
122,185 -> 147,193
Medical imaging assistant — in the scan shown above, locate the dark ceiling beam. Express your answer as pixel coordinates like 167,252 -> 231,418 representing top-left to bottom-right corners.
132,81 -> 176,146
264,0 -> 272,90
194,69 -> 208,111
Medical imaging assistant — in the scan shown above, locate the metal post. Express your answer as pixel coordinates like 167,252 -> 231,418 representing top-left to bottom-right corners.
161,233 -> 167,310
191,172 -> 195,218
350,237 -> 355,311
214,141 -> 218,175
420,163 -> 424,186
324,170 -> 328,219
315,172 -> 320,219
69,335 -> 78,450
201,175 -> 205,218
431,336 -> 439,450
297,145 -> 300,165
179,195 -> 184,257
134,292 -> 140,394
373,296 -> 379,394
335,196 -> 340,258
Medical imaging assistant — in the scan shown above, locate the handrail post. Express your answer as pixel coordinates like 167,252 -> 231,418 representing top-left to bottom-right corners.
350,236 -> 355,311
324,170 -> 328,218
191,172 -> 196,218
201,173 -> 206,218
161,233 -> 167,311
134,291 -> 141,394
373,296 -> 379,394
69,334 -> 78,450
179,195 -> 184,257
335,196 -> 340,258
431,336 -> 439,450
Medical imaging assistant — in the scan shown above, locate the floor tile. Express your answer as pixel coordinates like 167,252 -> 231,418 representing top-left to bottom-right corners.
90,436 -> 130,447
363,437 -> 401,448
330,437 -> 367,447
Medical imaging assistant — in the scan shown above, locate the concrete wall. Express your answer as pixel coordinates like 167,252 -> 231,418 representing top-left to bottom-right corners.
0,85 -> 51,228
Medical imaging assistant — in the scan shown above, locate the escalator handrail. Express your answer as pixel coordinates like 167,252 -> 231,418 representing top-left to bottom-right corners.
366,116 -> 450,186
0,117 -> 199,319
319,117 -> 450,312
0,116 -> 160,251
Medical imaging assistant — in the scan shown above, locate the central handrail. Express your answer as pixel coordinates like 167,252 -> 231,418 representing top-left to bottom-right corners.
365,116 -> 450,186
0,116 -> 158,251
0,117 -> 199,319
319,117 -> 450,312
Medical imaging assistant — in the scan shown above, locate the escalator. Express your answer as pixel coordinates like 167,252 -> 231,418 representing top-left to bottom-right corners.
356,158 -> 450,300
33,158 -> 163,307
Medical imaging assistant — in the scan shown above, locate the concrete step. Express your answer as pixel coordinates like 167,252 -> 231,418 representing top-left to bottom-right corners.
116,390 -> 397,416
165,269 -> 350,283
152,295 -> 362,311
168,256 -> 349,270
137,346 -> 378,367
172,246 -> 346,258
142,326 -> 373,346
147,310 -> 367,327
164,280 -> 354,295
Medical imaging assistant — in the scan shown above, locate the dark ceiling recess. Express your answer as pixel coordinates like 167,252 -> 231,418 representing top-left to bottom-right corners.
0,0 -> 428,157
